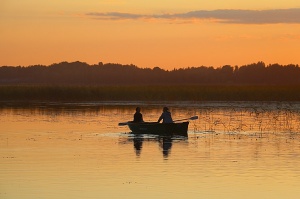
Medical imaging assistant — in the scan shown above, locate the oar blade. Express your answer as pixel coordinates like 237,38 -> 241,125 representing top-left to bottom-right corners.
189,116 -> 198,120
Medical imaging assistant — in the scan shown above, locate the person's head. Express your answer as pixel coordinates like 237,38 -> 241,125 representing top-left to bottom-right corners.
136,107 -> 141,112
163,107 -> 169,112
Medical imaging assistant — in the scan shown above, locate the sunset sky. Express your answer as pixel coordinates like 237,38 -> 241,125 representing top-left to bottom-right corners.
1,0 -> 300,70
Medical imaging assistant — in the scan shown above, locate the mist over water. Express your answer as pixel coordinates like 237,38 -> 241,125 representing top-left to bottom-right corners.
1,101 -> 300,199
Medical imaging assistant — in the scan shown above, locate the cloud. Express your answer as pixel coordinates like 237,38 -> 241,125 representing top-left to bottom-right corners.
86,8 -> 300,24
87,12 -> 145,20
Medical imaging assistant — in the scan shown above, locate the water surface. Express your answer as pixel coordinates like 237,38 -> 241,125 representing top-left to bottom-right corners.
1,101 -> 300,199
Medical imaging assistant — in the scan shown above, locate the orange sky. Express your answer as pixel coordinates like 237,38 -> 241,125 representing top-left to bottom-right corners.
1,1 -> 300,69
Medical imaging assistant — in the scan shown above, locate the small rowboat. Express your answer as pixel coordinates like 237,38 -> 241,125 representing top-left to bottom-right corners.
127,121 -> 189,136
119,116 -> 198,136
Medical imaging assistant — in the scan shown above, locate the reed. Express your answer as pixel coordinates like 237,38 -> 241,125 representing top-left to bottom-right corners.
192,103 -> 300,139
1,85 -> 300,102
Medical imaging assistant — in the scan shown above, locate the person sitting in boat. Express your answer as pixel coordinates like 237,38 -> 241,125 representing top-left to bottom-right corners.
133,107 -> 144,123
158,107 -> 173,123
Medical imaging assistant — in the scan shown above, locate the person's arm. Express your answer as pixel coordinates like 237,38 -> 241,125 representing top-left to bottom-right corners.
158,113 -> 163,123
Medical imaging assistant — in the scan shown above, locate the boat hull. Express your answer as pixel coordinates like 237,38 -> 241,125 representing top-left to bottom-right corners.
127,122 -> 189,136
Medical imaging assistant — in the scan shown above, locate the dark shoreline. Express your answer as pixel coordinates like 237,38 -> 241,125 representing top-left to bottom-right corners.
1,85 -> 300,102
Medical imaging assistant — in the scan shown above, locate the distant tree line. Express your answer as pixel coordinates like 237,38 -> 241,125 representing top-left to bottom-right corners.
0,61 -> 300,85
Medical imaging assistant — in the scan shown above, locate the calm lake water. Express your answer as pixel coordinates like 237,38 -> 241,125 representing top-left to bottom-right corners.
1,101 -> 300,199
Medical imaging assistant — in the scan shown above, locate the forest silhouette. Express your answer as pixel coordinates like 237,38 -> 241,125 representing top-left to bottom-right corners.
1,61 -> 300,85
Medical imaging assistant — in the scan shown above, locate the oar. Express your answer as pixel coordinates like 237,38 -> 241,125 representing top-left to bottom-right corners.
173,115 -> 198,122
119,116 -> 198,126
118,122 -> 130,126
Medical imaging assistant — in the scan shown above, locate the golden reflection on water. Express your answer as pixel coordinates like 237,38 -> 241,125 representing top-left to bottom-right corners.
1,102 -> 300,199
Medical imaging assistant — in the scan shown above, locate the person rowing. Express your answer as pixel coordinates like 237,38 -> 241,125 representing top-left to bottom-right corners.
158,107 -> 173,123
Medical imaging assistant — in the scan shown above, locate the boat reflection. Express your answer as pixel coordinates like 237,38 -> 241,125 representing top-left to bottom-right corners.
159,136 -> 173,158
127,134 -> 188,158
132,136 -> 143,156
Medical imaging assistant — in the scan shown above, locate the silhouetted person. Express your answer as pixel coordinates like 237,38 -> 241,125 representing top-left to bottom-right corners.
133,107 -> 144,123
158,107 -> 173,123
